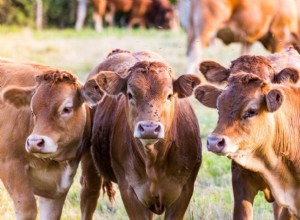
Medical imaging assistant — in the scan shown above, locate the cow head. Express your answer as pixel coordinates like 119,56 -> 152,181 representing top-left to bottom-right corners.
1,71 -> 104,160
195,67 -> 300,158
198,55 -> 299,84
95,61 -> 200,147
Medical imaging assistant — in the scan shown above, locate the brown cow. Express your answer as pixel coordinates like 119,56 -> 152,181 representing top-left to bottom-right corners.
79,49 -> 202,219
184,0 -> 299,72
195,49 -> 300,219
0,59 -> 104,219
105,0 -> 178,29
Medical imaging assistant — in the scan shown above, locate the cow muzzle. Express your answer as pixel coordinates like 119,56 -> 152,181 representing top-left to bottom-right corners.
25,134 -> 58,155
207,134 -> 233,154
134,121 -> 164,144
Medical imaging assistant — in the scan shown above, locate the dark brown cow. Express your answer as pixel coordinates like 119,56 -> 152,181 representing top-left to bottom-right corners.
105,0 -> 178,29
183,0 -> 299,72
0,59 -> 104,219
195,49 -> 300,219
80,49 -> 202,219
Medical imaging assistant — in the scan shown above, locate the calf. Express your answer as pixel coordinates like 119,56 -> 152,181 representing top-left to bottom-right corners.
196,48 -> 300,219
80,49 -> 202,219
195,56 -> 300,218
0,60 -> 103,219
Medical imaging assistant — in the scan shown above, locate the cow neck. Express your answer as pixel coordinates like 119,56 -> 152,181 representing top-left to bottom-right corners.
133,131 -> 173,167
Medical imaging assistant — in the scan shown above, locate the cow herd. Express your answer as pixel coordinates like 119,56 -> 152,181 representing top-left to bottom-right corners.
1,46 -> 300,219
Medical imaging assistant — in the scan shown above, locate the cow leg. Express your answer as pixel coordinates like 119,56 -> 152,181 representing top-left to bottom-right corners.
273,203 -> 293,220
119,182 -> 153,220
186,1 -> 231,73
165,164 -> 200,220
93,11 -> 103,32
39,194 -> 68,220
75,0 -> 89,30
241,42 -> 252,55
232,161 -> 261,220
1,160 -> 37,220
80,150 -> 102,220
164,185 -> 193,220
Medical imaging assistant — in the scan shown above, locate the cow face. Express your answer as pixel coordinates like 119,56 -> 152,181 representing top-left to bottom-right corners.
96,61 -> 200,147
195,69 -> 299,158
2,71 -> 103,160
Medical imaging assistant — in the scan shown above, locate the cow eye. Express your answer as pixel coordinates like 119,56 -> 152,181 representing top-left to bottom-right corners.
242,109 -> 258,120
62,107 -> 73,115
127,92 -> 133,100
167,94 -> 173,101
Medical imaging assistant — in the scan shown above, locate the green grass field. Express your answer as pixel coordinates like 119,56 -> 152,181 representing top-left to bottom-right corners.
0,26 -> 272,219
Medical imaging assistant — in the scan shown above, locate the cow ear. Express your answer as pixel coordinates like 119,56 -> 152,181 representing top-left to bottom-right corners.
194,84 -> 223,108
173,74 -> 201,98
1,86 -> 35,108
265,89 -> 284,112
274,67 -> 300,84
95,71 -> 127,95
200,61 -> 230,84
79,77 -> 104,107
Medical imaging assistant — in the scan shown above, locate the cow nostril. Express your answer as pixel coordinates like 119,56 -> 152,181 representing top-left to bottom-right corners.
138,124 -> 145,133
154,125 -> 161,133
217,138 -> 225,149
37,139 -> 45,148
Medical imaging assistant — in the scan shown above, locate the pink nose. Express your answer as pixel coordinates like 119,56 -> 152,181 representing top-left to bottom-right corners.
207,135 -> 226,153
26,137 -> 45,153
134,121 -> 164,139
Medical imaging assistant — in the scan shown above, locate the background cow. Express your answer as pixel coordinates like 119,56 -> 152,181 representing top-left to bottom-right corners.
75,0 -> 178,31
182,0 -> 300,72
195,48 -> 300,219
80,49 -> 202,219
0,59 -> 104,219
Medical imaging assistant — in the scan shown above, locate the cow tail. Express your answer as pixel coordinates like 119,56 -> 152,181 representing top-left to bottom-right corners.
102,179 -> 116,204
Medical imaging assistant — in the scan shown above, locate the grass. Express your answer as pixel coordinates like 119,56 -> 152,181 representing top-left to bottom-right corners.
0,26 -> 273,219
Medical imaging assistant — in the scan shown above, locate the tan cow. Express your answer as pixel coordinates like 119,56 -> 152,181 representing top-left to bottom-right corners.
195,49 -> 300,218
184,0 -> 299,72
79,49 -> 202,219
0,59 -> 104,219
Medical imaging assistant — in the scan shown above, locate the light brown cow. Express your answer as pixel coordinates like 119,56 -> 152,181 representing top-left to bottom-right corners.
0,59 -> 104,219
79,49 -> 202,219
195,51 -> 300,218
184,0 -> 299,72
195,48 -> 300,219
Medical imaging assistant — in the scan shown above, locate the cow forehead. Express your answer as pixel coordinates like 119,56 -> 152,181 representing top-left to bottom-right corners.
127,64 -> 173,95
218,84 -> 263,116
32,82 -> 79,109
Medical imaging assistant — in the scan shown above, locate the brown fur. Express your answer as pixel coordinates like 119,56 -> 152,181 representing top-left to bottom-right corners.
80,50 -> 201,219
0,60 -> 105,219
204,71 -> 300,217
186,0 -> 300,72
196,50 -> 300,218
35,70 -> 78,85
103,0 -> 177,29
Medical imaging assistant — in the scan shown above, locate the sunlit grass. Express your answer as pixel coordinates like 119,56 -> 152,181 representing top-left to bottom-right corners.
0,26 -> 273,219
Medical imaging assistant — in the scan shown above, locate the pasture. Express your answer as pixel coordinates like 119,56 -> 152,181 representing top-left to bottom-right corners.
0,26 -> 272,219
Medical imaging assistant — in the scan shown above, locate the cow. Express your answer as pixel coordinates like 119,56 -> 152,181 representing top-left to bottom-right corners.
195,48 -> 300,219
0,59 -> 105,219
79,49 -> 202,219
75,0 -> 107,32
183,0 -> 299,73
105,0 -> 179,29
